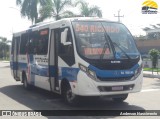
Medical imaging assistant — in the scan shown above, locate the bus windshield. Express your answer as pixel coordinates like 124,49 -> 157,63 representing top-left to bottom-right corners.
72,21 -> 140,60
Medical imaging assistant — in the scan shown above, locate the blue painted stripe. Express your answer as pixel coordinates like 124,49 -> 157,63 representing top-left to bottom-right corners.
88,64 -> 139,78
11,62 -> 57,77
59,67 -> 80,81
49,65 -> 56,77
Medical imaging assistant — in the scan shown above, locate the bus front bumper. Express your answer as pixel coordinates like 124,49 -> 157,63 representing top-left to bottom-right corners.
70,71 -> 143,96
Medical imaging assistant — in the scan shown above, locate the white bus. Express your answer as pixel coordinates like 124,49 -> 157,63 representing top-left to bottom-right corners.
10,17 -> 143,105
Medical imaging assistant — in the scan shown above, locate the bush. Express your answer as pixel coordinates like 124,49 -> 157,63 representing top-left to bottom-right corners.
149,49 -> 159,68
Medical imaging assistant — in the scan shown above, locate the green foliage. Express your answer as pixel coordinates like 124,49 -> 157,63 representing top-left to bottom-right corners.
16,0 -> 103,23
75,0 -> 102,17
149,49 -> 160,68
0,37 -> 10,60
16,0 -> 52,24
39,0 -> 75,21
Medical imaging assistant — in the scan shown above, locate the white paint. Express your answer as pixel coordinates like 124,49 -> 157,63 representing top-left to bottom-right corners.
34,75 -> 51,91
141,88 -> 160,92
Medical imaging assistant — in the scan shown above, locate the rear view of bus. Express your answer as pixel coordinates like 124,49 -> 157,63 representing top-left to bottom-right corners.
69,20 -> 142,103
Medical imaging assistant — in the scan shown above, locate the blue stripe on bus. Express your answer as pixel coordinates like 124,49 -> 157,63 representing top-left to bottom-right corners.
10,62 -> 48,76
10,62 -> 27,71
88,64 -> 139,78
59,67 -> 80,81
10,62 -> 79,81
49,65 -> 56,77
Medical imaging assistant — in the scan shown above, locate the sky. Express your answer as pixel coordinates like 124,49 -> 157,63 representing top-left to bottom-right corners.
1,0 -> 160,40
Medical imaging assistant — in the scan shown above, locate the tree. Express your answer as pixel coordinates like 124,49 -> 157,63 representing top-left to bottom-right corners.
16,0 -> 52,24
149,49 -> 159,68
75,0 -> 102,17
0,37 -> 10,59
39,0 -> 75,21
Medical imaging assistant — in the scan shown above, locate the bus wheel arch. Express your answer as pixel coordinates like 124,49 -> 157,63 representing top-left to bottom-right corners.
61,79 -> 79,105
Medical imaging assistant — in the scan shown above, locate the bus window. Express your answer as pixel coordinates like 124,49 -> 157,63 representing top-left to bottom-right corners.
27,31 -> 39,54
58,28 -> 75,66
11,37 -> 15,55
20,33 -> 28,54
37,29 -> 49,55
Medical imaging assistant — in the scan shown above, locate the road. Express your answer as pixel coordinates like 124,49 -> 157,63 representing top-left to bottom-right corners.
0,62 -> 160,119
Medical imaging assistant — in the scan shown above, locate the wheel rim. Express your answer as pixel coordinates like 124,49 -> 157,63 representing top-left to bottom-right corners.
66,89 -> 75,103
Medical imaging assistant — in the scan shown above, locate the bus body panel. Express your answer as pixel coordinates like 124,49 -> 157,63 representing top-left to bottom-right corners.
10,17 -> 143,98
70,58 -> 143,96
75,71 -> 143,96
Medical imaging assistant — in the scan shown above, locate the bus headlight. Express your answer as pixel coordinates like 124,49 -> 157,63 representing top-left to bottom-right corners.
79,63 -> 97,81
79,63 -> 87,73
134,64 -> 143,78
88,69 -> 97,80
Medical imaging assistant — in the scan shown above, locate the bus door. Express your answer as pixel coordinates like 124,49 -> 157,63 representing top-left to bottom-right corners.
12,37 -> 20,80
49,29 -> 60,92
49,28 -> 75,93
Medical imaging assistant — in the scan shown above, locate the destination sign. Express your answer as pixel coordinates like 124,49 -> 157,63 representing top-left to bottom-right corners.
75,24 -> 119,33
84,48 -> 111,55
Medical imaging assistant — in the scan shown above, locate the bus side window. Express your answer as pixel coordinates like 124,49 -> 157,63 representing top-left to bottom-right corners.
37,29 -> 49,55
58,28 -> 75,66
20,33 -> 28,54
27,31 -> 39,54
11,37 -> 15,55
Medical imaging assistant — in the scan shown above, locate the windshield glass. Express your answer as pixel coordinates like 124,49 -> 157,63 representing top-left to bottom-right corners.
72,21 -> 139,60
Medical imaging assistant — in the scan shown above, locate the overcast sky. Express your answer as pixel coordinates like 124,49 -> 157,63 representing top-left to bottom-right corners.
0,0 -> 160,40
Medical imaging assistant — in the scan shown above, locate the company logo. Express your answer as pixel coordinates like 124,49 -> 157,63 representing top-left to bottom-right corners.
142,0 -> 158,14
2,111 -> 12,116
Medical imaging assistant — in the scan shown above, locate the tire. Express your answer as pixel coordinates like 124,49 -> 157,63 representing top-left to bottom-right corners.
23,74 -> 31,90
112,94 -> 128,102
63,83 -> 79,106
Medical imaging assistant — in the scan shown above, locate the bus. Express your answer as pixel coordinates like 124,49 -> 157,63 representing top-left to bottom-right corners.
10,17 -> 143,105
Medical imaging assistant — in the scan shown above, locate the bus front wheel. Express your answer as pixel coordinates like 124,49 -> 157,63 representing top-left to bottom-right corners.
63,83 -> 79,105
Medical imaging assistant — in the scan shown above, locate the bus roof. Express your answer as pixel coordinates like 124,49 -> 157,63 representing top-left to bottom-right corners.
13,17 -> 117,36
29,17 -> 112,27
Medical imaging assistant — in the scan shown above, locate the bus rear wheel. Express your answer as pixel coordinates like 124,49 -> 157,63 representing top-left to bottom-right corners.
23,74 -> 31,90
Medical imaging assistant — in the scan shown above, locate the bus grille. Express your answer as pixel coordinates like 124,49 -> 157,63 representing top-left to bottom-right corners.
97,76 -> 134,82
98,84 -> 135,92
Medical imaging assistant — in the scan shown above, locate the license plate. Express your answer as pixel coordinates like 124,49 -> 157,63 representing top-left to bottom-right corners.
112,86 -> 123,91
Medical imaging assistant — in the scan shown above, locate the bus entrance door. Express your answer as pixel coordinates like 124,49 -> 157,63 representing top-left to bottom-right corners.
49,29 -> 60,93
12,37 -> 20,81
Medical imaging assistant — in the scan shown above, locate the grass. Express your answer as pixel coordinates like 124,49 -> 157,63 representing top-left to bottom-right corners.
143,67 -> 160,72
0,58 -> 10,61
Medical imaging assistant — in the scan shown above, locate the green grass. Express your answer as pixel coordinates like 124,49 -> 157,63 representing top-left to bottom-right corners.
0,58 -> 10,61
143,68 -> 160,72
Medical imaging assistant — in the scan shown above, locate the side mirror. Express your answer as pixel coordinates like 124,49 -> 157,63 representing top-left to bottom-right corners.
61,28 -> 71,45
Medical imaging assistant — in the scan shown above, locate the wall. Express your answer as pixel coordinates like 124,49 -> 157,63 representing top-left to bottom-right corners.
136,40 -> 160,54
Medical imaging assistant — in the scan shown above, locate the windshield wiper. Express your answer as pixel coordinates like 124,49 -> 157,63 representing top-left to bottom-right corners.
112,42 -> 131,60
99,23 -> 114,60
99,22 -> 131,60
100,41 -> 109,59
